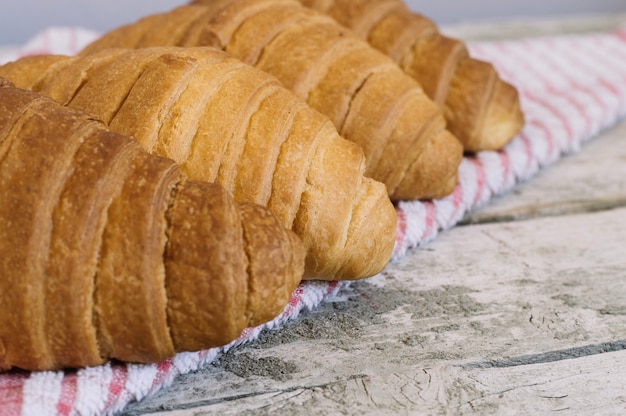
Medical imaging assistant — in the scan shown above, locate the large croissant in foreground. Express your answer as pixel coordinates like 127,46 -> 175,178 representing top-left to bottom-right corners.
298,0 -> 525,151
0,47 -> 397,280
0,79 -> 305,371
79,0 -> 464,201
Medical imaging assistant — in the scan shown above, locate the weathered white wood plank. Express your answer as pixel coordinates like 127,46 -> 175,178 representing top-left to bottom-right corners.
124,206 -> 626,415
133,349 -> 626,415
453,348 -> 626,414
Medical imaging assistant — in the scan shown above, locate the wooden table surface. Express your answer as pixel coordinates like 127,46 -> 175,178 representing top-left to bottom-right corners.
122,16 -> 626,416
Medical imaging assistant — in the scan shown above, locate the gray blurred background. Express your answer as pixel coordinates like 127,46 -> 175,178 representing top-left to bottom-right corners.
1,0 -> 626,46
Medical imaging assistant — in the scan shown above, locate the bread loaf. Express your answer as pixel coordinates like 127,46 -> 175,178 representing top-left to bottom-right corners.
0,47 -> 397,280
298,0 -> 525,151
0,78 -> 304,371
79,0 -> 464,201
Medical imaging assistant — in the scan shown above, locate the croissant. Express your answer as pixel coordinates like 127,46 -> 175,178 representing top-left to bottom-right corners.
297,0 -> 525,152
78,0 -> 464,201
0,78 -> 305,371
0,46 -> 397,281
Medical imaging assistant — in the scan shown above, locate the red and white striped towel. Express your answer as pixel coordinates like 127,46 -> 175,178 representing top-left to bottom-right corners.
1,25 -> 626,416
394,28 -> 626,256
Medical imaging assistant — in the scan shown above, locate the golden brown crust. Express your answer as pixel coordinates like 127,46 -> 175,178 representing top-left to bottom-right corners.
341,68 -> 442,185
265,101 -> 327,231
238,202 -> 304,326
189,0 -> 287,48
0,79 -> 45,144
178,60 -> 255,183
0,98 -> 98,370
305,41 -> 395,130
68,48 -> 175,124
225,1 -> 461,200
255,19 -> 351,98
95,150 -> 181,363
222,2 -> 332,68
391,129 -> 463,201
294,133 -> 364,277
37,49 -> 129,106
365,3 -> 436,62
401,34 -> 467,106
0,76 -> 11,87
109,52 -> 201,152
336,177 -> 398,279
444,58 -> 497,151
480,79 -> 525,151
233,87 -> 300,206
0,55 -> 69,90
81,1 -> 461,202
2,46 -> 396,281
44,129 -> 139,369
301,0 -> 400,39
215,73 -> 281,192
0,82 -> 306,371
164,180 -> 248,351
153,53 -> 230,164
298,0 -> 524,151
367,76 -> 449,197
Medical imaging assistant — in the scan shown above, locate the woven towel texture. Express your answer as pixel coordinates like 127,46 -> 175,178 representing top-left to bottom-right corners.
1,26 -> 625,416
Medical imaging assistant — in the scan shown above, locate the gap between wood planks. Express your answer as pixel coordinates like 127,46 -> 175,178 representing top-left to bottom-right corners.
463,339 -> 626,368
458,197 -> 626,226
